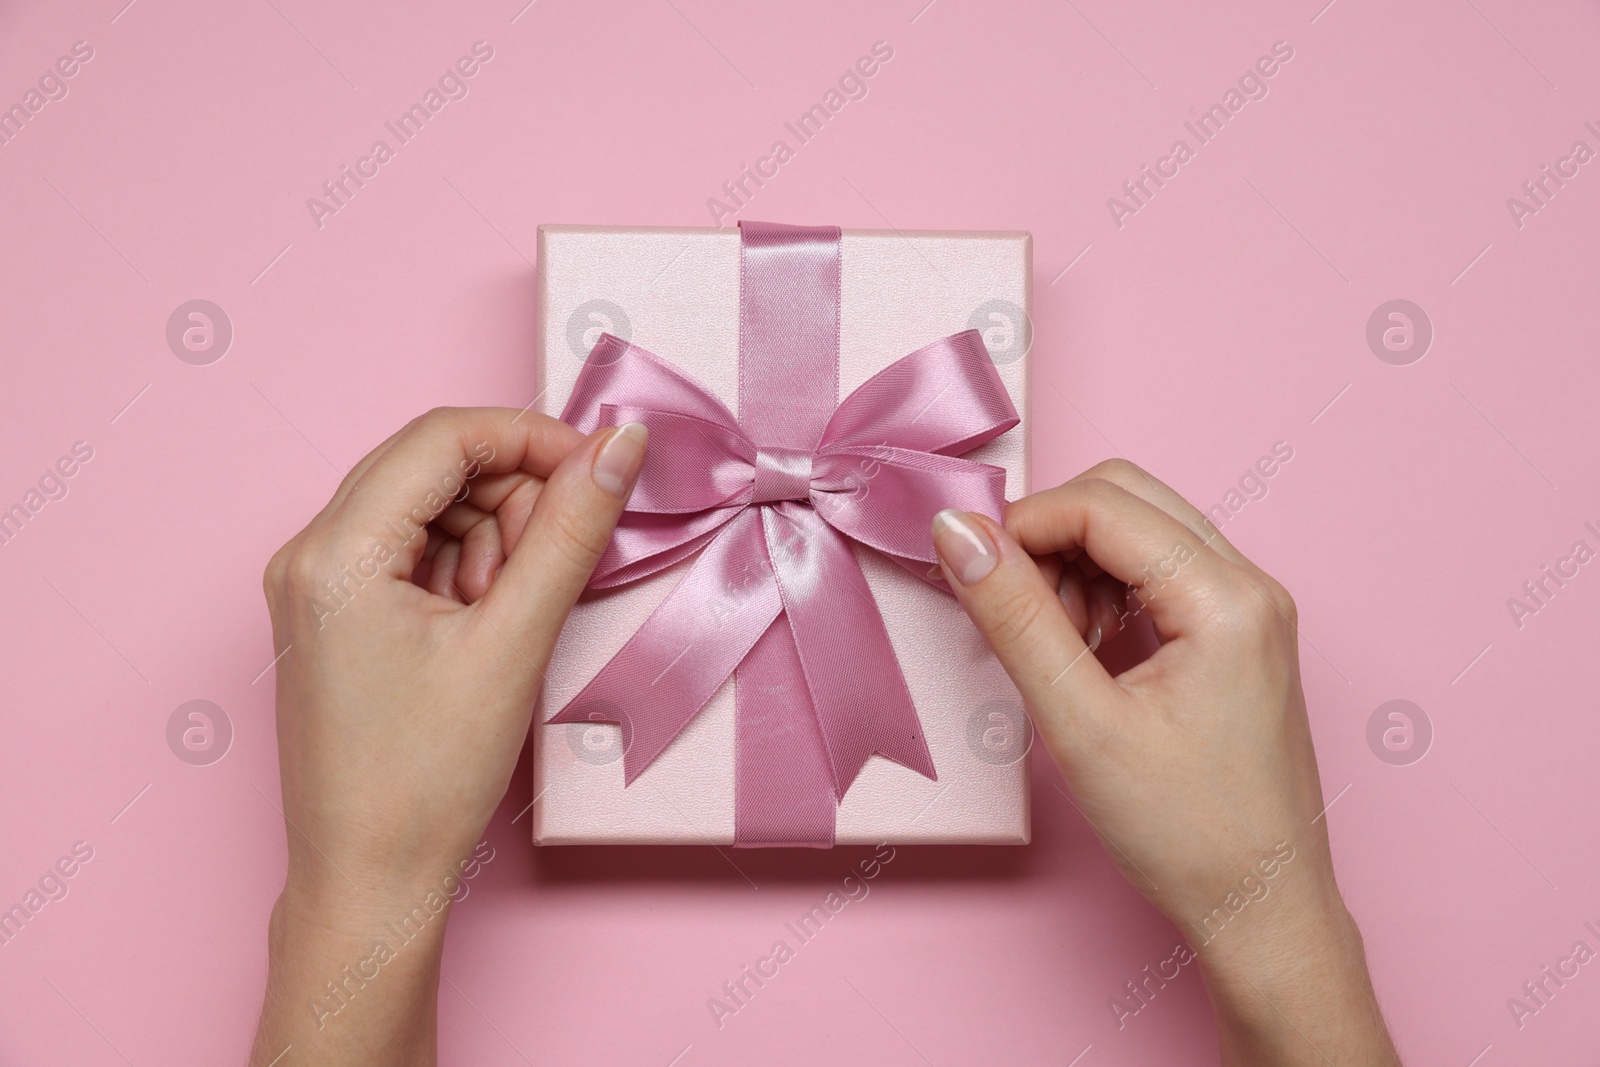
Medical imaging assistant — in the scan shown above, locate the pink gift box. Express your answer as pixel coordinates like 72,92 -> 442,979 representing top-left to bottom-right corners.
533,224 -> 1032,845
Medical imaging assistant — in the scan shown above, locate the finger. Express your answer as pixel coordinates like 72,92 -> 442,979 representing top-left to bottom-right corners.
1075,552 -> 1105,581
326,408 -> 582,578
426,539 -> 465,602
1035,551 -> 1064,593
433,500 -> 492,540
428,484 -> 543,598
455,515 -> 505,602
448,472 -> 545,558
461,470 -> 541,515
1067,459 -> 1251,568
1085,571 -> 1126,647
309,411 -> 520,527
477,423 -> 647,648
411,528 -> 445,590
1001,479 -> 1237,641
1055,560 -> 1090,638
931,508 -> 1123,747
486,476 -> 543,560
421,526 -> 448,563
424,501 -> 508,602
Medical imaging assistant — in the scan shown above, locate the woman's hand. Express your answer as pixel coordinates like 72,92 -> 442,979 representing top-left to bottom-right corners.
932,459 -> 1400,1066
250,407 -> 645,1067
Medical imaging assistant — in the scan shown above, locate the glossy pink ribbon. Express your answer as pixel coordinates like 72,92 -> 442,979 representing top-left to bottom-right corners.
547,221 -> 1018,847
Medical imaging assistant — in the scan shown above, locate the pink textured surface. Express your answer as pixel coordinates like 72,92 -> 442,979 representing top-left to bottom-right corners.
1,0 -> 1597,1063
533,226 -> 1031,847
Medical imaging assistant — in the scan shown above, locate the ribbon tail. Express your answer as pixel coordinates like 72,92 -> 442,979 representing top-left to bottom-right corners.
734,617 -> 838,848
547,509 -> 782,785
763,503 -> 936,798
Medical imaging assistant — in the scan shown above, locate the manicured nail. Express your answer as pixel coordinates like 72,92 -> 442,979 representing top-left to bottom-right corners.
593,423 -> 647,498
932,508 -> 998,586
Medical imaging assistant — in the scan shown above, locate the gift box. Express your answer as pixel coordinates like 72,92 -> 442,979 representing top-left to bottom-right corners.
533,222 -> 1032,846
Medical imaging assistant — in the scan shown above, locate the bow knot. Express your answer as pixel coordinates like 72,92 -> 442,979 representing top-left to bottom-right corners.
751,446 -> 814,504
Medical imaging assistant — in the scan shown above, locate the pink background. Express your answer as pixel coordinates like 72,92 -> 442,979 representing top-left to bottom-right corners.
1,0 -> 1597,1063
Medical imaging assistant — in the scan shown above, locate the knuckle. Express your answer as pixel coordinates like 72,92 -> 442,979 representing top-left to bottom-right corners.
1202,575 -> 1250,620
1082,457 -> 1144,487
262,549 -> 288,600
1212,572 -> 1293,636
281,539 -> 330,595
1242,588 -> 1281,631
1262,577 -> 1298,625
1071,477 -> 1126,516
1064,475 -> 1115,502
263,534 -> 309,600
411,406 -> 460,438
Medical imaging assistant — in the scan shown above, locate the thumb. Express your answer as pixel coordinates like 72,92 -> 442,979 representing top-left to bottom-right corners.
931,508 -> 1121,749
479,422 -> 647,651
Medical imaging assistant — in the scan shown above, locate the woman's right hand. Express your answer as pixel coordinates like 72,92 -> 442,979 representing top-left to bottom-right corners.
931,459 -> 1401,1066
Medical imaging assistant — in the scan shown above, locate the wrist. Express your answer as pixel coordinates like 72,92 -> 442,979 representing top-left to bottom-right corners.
255,878 -> 451,1067
278,831 -> 496,927
275,867 -> 457,954
1190,877 -> 1398,1065
1188,860 -> 1354,983
1196,893 -> 1361,1004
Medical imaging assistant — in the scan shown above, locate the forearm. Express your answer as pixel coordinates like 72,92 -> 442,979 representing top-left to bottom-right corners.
1195,882 -> 1400,1066
250,879 -> 450,1067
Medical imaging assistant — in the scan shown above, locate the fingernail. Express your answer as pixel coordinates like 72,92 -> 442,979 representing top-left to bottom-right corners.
1087,620 -> 1102,652
593,423 -> 647,499
932,509 -> 998,586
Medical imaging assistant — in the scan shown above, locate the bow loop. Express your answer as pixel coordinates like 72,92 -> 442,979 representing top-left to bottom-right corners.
599,404 -> 754,514
818,330 -> 1019,456
565,335 -> 738,433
